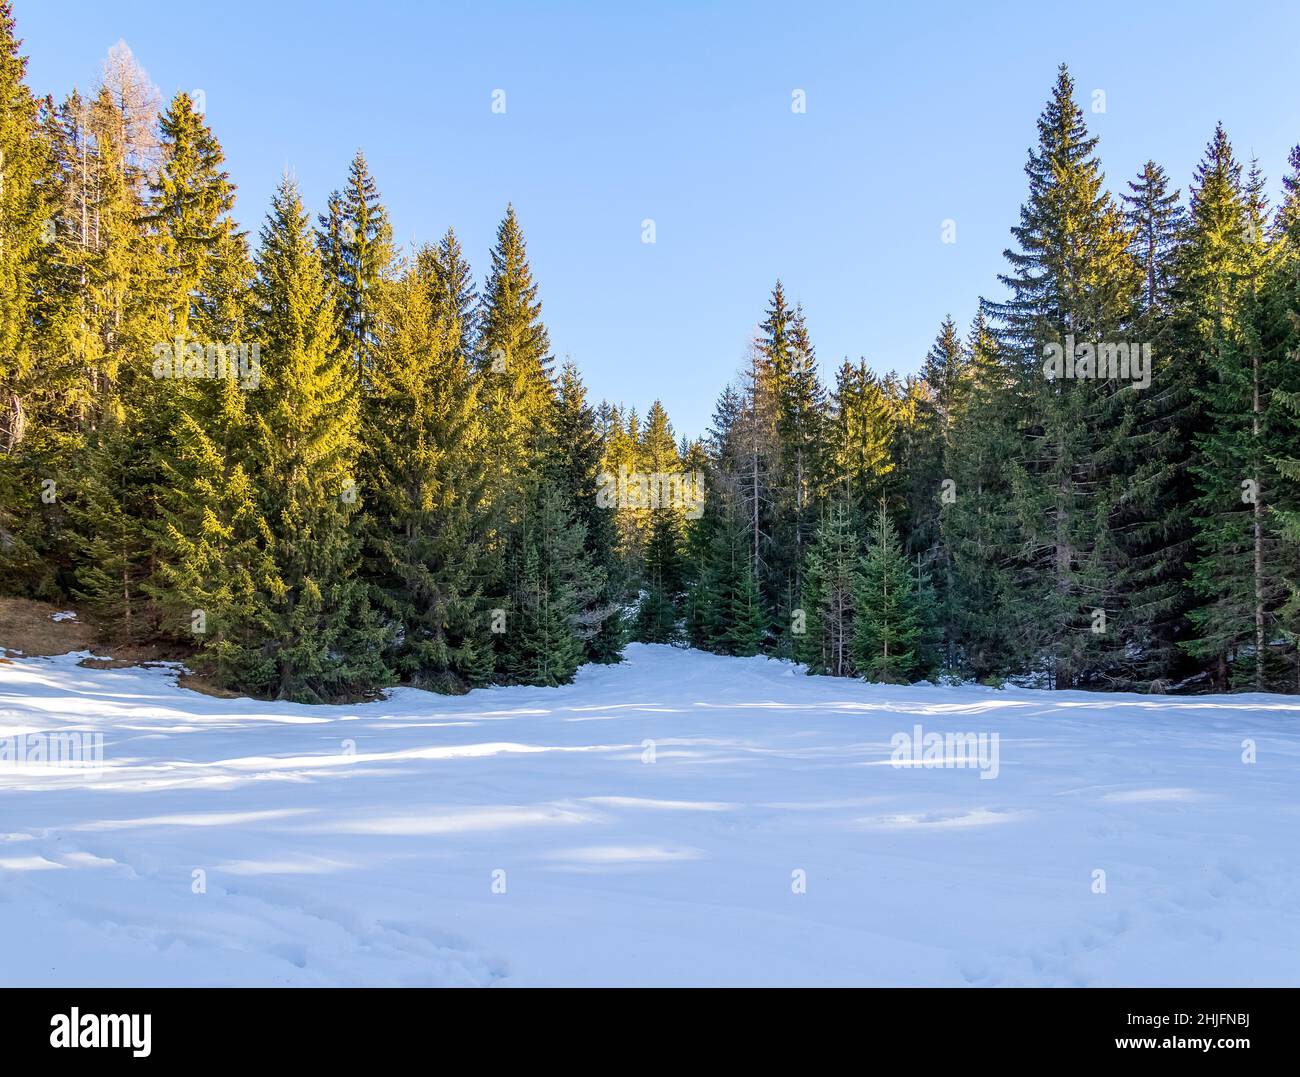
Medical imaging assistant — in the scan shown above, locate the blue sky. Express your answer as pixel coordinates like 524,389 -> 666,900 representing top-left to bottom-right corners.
19,1 -> 1300,436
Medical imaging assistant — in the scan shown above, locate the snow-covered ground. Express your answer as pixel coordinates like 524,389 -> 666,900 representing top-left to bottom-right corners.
1,644 -> 1297,986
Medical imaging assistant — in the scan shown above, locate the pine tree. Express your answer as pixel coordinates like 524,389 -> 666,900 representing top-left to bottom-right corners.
144,95 -> 265,667
359,255 -> 492,692
825,358 -> 897,514
900,316 -> 966,568
1114,159 -> 1195,687
146,91 -> 241,338
0,2 -> 60,591
246,176 -> 388,701
426,226 -> 478,362
982,64 -> 1141,689
502,481 -> 604,686
478,204 -> 556,526
940,313 -> 1023,681
1124,161 -> 1185,317
60,86 -> 168,640
851,500 -> 922,683
797,497 -> 858,676
317,150 -> 393,376
549,362 -> 624,661
1182,127 -> 1286,690
0,0 -> 51,454
1266,147 -> 1300,688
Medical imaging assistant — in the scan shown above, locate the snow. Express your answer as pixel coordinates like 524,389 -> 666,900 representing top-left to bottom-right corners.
1,643 -> 1298,986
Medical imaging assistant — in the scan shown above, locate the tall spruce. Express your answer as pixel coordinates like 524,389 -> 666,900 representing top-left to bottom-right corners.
0,1 -> 59,591
145,92 -> 265,666
1115,159 -> 1195,686
940,314 -> 1024,680
982,64 -> 1141,688
247,176 -> 388,701
360,253 -> 492,692
317,150 -> 393,376
62,86 -> 168,640
1182,131 -> 1291,689
550,362 -> 625,661
1266,147 -> 1300,687
479,204 -> 555,492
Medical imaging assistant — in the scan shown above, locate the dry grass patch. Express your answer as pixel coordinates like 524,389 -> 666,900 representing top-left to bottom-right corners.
0,597 -> 97,657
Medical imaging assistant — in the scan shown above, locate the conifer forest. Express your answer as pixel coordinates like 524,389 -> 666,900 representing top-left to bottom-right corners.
2,0 -> 1299,1007
5,0 -> 1300,700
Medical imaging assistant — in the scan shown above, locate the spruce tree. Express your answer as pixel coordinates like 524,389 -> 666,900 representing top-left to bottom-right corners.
1181,127 -> 1285,690
146,91 -> 241,338
549,362 -> 624,661
797,497 -> 858,676
724,545 -> 768,657
247,176 -> 388,701
693,498 -> 762,657
479,204 -> 556,522
899,318 -> 966,605
683,456 -> 726,650
0,2 -> 60,592
1124,161 -> 1186,316
982,64 -> 1141,689
144,91 -> 261,654
636,503 -> 683,643
851,500 -> 922,683
61,86 -> 168,640
754,281 -> 795,628
774,301 -> 825,650
940,314 -> 1023,681
630,399 -> 685,643
1266,147 -> 1300,688
1113,159 -> 1195,687
151,371 -> 274,686
425,226 -> 478,362
0,0 -> 50,455
502,482 -> 604,686
360,255 -> 492,691
317,150 -> 393,376
825,358 -> 897,514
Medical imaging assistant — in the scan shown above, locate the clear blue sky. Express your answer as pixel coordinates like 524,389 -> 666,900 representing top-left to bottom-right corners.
19,1 -> 1300,437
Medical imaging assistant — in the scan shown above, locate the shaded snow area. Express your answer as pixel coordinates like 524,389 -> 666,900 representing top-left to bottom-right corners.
1,644 -> 1298,986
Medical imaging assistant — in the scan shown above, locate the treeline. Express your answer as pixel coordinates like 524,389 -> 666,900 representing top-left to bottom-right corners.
0,7 -> 620,700
2,0 -> 1299,698
603,66 -> 1300,695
